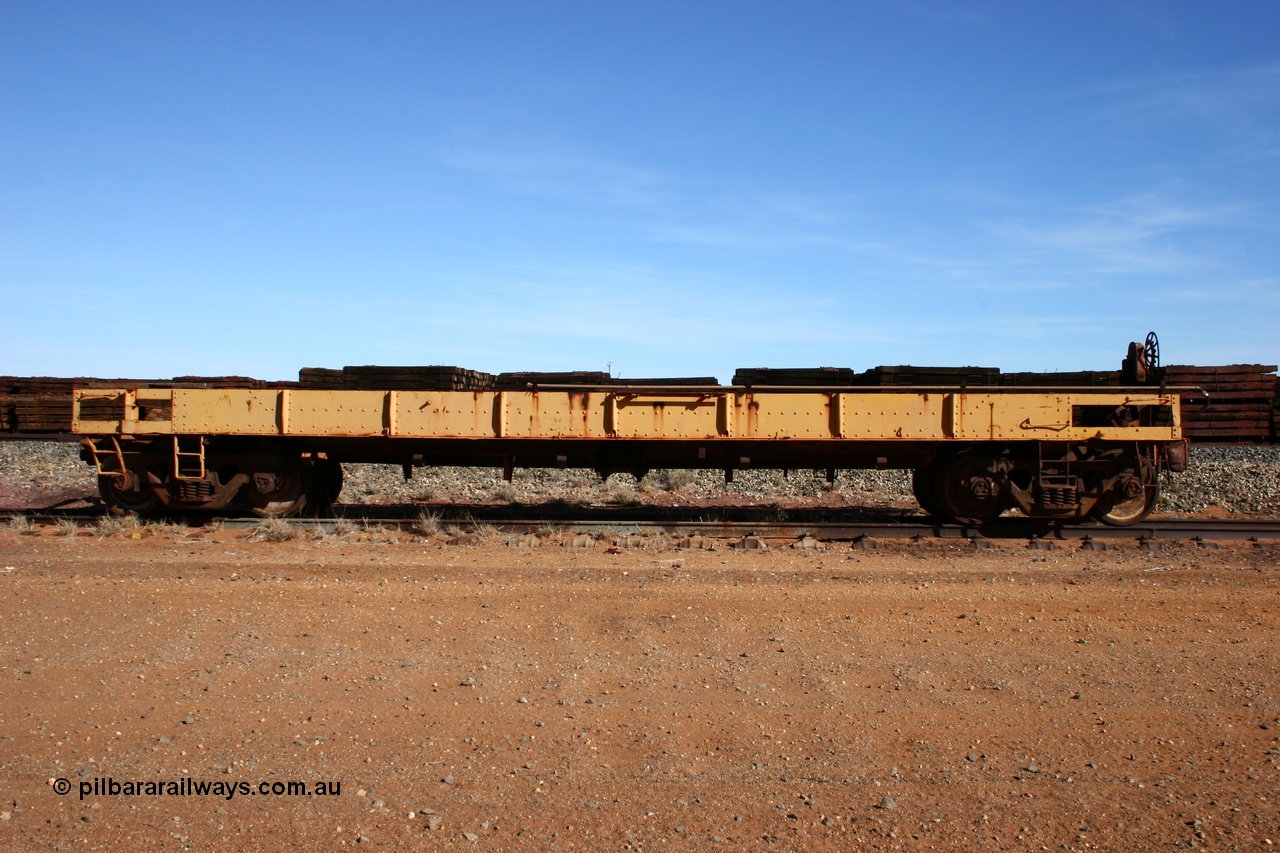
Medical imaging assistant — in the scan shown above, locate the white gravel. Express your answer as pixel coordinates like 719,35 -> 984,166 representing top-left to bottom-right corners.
2,441 -> 1277,515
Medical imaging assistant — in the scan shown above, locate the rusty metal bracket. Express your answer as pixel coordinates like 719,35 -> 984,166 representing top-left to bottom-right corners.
493,391 -> 508,438
829,393 -> 844,438
604,395 -> 618,436
384,391 -> 398,437
717,396 -> 732,437
942,394 -> 957,438
277,389 -> 290,435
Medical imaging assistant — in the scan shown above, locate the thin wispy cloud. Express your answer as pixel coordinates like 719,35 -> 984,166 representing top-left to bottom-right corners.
440,139 -> 880,261
1081,62 -> 1280,120
400,262 -> 874,349
983,195 -> 1242,276
647,222 -> 847,253
1071,63 -> 1280,160
437,141 -> 674,208
649,190 -> 857,247
1157,276 -> 1280,308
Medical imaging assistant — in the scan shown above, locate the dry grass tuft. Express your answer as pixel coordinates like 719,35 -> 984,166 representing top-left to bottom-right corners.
359,520 -> 396,543
4,514 -> 31,533
640,469 -> 697,493
412,510 -> 442,538
250,517 -> 300,542
608,483 -> 642,506
95,514 -> 141,538
143,519 -> 190,539
664,469 -> 698,491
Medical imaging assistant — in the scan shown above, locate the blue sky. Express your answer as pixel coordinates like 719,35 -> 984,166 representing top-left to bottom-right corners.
3,1 -> 1278,382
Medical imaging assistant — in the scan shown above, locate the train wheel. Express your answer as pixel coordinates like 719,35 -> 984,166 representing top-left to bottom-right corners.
911,465 -> 945,518
242,458 -> 311,518
934,453 -> 1005,525
1095,462 -> 1159,526
98,472 -> 161,516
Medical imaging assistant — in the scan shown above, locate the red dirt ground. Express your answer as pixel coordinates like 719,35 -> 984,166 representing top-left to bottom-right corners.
1,523 -> 1278,851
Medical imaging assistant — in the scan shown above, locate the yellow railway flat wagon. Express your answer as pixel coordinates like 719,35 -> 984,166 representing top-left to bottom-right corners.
72,382 -> 1187,526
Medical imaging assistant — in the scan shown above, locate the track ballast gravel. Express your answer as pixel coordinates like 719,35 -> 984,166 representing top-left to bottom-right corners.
2,441 -> 1277,516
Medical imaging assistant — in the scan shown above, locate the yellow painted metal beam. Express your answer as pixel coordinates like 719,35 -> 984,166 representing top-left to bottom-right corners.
71,387 -> 1182,443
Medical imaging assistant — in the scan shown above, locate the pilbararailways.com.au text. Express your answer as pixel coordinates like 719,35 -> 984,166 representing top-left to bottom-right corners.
57,776 -> 342,801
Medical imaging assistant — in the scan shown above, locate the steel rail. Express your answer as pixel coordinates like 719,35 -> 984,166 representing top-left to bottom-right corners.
5,506 -> 1278,542
228,516 -> 1280,542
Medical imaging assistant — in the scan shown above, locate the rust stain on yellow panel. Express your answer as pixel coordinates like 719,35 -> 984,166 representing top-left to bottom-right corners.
838,393 -> 947,439
172,389 -> 282,435
738,393 -> 836,439
393,391 -> 496,438
610,395 -> 720,439
505,391 -> 589,438
950,393 -> 1068,440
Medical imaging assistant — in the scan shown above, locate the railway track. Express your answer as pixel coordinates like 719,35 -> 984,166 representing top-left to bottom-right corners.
5,504 -> 1278,544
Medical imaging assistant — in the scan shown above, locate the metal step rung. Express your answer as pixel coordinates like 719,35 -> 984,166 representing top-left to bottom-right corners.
173,436 -> 206,481
83,437 -> 127,480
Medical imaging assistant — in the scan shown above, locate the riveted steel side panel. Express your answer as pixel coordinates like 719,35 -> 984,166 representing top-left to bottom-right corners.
504,391 -> 597,438
170,389 -> 283,435
738,393 -> 836,439
836,393 -> 948,440
283,390 -> 386,436
393,391 -> 497,438
949,393 -> 1067,440
609,395 -> 722,439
